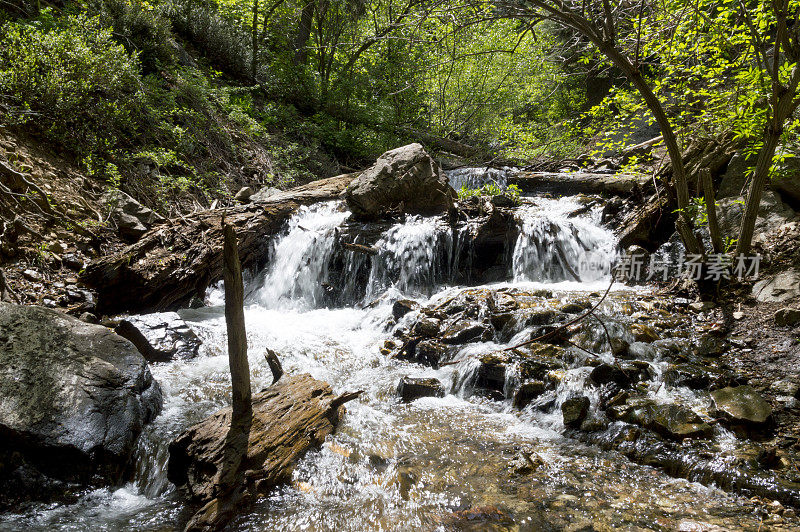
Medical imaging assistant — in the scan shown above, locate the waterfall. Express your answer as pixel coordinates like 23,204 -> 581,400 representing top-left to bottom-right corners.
252,194 -> 616,310
512,198 -> 616,284
253,201 -> 349,309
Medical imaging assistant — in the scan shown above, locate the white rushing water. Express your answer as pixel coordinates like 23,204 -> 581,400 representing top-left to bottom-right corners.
2,188 -> 781,531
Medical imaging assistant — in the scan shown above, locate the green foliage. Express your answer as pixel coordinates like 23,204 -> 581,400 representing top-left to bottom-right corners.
458,182 -> 521,204
582,0 -> 800,171
0,10 -> 147,159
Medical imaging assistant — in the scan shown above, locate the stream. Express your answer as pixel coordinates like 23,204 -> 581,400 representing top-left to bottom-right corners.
3,173 -> 797,530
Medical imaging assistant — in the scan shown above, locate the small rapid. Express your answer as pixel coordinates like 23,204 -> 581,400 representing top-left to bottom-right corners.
3,180 -> 794,531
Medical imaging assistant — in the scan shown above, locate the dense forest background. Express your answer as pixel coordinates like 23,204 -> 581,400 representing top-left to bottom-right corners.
1,0 -> 799,221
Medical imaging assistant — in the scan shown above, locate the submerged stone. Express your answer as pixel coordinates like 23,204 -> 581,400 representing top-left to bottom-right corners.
392,299 -> 420,320
413,317 -> 441,338
115,311 -> 201,362
630,323 -> 659,343
513,380 -> 546,409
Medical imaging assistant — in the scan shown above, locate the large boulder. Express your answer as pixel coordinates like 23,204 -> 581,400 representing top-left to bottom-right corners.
772,157 -> 800,204
115,312 -> 202,362
345,143 -> 456,219
103,189 -> 165,242
753,268 -> 800,303
0,303 -> 162,508
716,190 -> 795,244
719,151 -> 800,204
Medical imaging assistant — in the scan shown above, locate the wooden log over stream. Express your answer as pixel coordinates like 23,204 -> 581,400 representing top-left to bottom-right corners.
507,171 -> 650,196
167,373 -> 357,531
81,174 -> 356,314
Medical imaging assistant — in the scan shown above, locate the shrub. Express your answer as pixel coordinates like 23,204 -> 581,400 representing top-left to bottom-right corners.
0,11 -> 147,159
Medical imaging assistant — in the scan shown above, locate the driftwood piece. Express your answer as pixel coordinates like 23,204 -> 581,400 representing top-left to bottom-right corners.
508,171 -> 650,196
167,373 -> 354,531
342,242 -> 379,255
222,222 -> 252,419
81,174 -> 356,314
264,348 -> 283,384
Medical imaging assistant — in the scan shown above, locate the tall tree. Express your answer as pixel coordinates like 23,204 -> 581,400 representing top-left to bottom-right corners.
490,0 -> 703,254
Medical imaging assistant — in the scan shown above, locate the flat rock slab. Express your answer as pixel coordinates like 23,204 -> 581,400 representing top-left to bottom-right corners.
711,385 -> 772,425
167,373 -> 350,530
0,303 -> 162,507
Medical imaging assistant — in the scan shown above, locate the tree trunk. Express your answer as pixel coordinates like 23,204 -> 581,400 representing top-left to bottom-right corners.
735,65 -> 800,255
251,0 -> 260,79
293,0 -> 315,65
594,43 -> 701,255
700,168 -> 723,254
223,222 -> 252,419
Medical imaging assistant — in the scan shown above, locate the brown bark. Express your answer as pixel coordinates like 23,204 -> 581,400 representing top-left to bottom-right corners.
736,67 -> 800,255
700,168 -> 723,254
223,222 -> 252,419
167,374 -> 355,531
80,174 -> 356,314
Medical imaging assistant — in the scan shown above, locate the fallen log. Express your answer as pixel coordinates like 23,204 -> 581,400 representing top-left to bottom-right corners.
80,174 -> 356,314
167,373 -> 358,531
507,172 -> 650,196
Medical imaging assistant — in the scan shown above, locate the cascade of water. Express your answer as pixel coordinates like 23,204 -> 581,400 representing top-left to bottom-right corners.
512,198 -> 616,283
253,201 -> 349,309
362,215 -> 454,300
445,166 -> 514,190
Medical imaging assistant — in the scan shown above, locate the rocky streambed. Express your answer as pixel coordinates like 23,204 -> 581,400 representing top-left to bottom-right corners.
2,145 -> 800,530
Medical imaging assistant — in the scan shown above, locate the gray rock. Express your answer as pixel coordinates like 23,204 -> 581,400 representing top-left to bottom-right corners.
753,268 -> 800,303
103,189 -> 165,242
250,186 -> 281,202
716,190 -> 794,244
440,320 -> 492,344
115,312 -> 201,362
772,157 -> 800,204
414,339 -> 451,367
0,303 -> 162,506
412,317 -> 441,338
234,186 -> 254,203
562,396 -> 591,427
345,143 -> 456,219
711,385 -> 772,425
717,152 -> 753,198
589,363 -> 630,387
397,377 -> 445,402
770,379 -> 800,398
774,307 -> 800,327
688,301 -> 716,313
695,334 -> 728,357
608,399 -> 713,440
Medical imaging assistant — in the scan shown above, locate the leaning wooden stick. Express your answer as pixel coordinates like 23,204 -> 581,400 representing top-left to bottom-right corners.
504,273 -> 616,352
